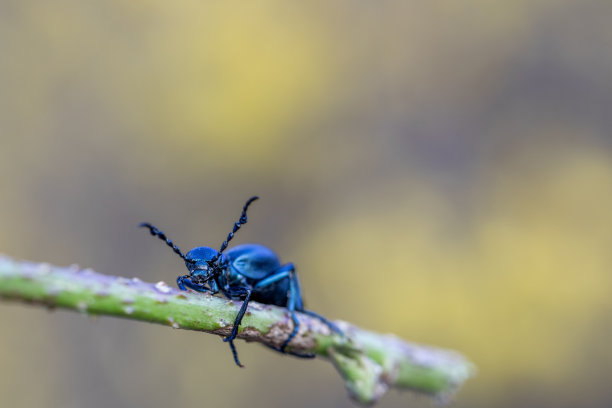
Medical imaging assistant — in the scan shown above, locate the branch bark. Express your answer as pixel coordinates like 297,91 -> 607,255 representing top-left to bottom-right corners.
0,254 -> 475,405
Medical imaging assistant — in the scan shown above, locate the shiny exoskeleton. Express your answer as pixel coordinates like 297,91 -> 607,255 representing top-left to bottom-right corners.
140,196 -> 341,367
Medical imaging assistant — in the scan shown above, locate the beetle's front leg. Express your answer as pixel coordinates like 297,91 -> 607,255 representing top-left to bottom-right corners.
176,275 -> 215,293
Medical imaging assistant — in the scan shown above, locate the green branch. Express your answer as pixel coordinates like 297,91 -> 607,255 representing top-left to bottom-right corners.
0,255 -> 475,405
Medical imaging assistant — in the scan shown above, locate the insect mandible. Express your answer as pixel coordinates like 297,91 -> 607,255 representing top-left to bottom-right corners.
140,196 -> 341,366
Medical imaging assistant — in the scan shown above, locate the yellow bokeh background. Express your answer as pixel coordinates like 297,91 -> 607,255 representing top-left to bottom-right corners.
1,1 -> 612,407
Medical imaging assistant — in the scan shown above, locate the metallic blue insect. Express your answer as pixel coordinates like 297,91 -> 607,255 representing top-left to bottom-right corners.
140,196 -> 341,367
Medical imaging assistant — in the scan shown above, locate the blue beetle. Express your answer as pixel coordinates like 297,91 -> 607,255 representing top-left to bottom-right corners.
140,196 -> 341,367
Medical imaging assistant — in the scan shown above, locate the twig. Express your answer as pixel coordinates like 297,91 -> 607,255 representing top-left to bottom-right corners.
0,254 -> 475,405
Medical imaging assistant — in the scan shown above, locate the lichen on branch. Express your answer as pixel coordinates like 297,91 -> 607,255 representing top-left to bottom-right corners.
0,255 -> 475,405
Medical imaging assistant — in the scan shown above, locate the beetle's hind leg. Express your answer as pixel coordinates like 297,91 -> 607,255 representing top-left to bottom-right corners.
263,343 -> 315,358
264,311 -> 314,358
300,310 -> 343,336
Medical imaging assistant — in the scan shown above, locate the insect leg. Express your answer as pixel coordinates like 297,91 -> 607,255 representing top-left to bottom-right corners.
222,286 -> 252,367
301,310 -> 343,335
282,265 -> 304,352
291,268 -> 343,337
227,339 -> 243,368
262,344 -> 314,358
176,275 -> 212,293
223,287 -> 252,342
254,264 -> 314,356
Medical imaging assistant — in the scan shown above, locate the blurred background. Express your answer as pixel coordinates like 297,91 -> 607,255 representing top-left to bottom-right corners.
1,1 -> 612,407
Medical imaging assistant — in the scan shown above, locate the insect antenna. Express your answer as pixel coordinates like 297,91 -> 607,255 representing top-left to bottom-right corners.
139,223 -> 194,263
209,196 -> 259,264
